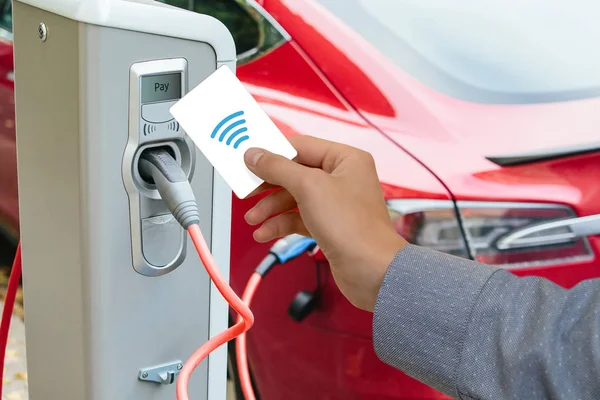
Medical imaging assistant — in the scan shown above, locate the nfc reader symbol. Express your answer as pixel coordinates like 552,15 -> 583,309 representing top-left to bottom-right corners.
143,123 -> 157,136
210,111 -> 250,149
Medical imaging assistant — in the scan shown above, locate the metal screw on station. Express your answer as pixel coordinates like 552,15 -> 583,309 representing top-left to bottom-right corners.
38,22 -> 48,42
141,372 -> 149,379
177,363 -> 183,370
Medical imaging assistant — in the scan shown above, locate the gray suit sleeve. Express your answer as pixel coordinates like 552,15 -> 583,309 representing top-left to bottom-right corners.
373,244 -> 600,400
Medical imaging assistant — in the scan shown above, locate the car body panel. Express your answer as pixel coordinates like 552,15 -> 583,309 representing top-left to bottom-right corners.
264,0 -> 600,288
265,0 -> 600,162
0,64 -> 16,239
237,42 -> 451,200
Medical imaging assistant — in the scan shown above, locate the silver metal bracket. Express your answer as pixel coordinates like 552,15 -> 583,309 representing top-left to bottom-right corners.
139,360 -> 184,385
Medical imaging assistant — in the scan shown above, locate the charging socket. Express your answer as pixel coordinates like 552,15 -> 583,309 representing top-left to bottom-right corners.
122,136 -> 197,276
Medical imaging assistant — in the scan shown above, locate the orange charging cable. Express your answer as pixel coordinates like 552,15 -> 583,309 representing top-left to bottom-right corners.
235,235 -> 317,400
236,272 -> 262,400
177,224 -> 256,400
0,242 -> 21,398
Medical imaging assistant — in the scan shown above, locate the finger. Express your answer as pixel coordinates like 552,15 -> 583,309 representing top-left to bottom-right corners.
287,135 -> 353,172
245,189 -> 297,225
244,148 -> 314,197
253,211 -> 310,243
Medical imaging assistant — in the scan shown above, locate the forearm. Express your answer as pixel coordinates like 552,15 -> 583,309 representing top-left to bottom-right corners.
373,245 -> 600,399
373,245 -> 499,397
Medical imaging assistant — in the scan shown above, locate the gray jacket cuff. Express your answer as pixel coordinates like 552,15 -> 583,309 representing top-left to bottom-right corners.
373,244 -> 500,397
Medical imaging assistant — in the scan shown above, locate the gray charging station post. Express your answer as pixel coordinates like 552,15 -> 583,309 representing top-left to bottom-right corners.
13,1 -> 235,398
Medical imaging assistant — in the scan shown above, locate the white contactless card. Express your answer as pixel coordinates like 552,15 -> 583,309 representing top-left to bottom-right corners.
170,66 -> 297,199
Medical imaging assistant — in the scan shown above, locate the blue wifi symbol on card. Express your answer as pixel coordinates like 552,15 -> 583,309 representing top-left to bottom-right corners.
211,110 -> 250,149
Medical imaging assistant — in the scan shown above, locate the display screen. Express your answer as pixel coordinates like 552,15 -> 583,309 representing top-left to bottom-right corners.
141,73 -> 182,104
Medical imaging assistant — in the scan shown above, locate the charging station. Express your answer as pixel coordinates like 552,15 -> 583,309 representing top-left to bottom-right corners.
12,0 -> 235,398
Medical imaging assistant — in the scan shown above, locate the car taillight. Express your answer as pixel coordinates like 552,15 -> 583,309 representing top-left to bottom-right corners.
387,200 -> 594,269
387,200 -> 470,258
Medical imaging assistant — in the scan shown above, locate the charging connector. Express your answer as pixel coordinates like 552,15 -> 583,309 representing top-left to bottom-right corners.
236,234 -> 317,400
138,147 -> 199,229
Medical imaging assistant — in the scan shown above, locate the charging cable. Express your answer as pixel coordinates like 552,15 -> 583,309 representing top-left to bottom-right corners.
236,235 -> 317,400
139,148 -> 255,400
0,242 -> 21,399
141,148 -> 319,400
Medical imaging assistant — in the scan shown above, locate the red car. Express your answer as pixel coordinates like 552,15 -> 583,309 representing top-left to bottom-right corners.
2,1 -> 600,399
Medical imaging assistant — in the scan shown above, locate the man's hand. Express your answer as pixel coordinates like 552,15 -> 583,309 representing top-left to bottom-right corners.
243,135 -> 407,312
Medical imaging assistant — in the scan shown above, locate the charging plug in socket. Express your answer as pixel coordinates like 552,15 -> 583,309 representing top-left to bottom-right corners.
137,146 -> 199,229
138,146 -> 178,185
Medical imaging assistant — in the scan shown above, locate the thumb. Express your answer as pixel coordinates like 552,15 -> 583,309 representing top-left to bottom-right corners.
245,148 -> 309,194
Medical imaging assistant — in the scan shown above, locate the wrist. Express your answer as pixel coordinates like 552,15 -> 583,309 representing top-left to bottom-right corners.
362,229 -> 407,311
